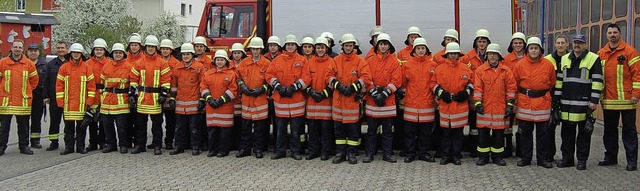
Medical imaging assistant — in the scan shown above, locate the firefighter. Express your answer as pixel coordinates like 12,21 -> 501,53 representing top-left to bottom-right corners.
433,29 -> 459,65
320,32 -> 338,58
365,26 -> 385,60
326,33 -> 372,164
86,38 -> 109,151
169,43 -> 205,156
502,32 -> 527,158
395,27 -> 423,157
0,40 -> 39,156
100,43 -> 133,154
26,43 -> 47,149
544,35 -> 569,163
129,35 -> 172,155
194,36 -> 212,152
462,29 -> 491,157
511,37 -> 555,168
362,33 -> 401,163
264,36 -> 282,61
473,43 -> 517,166
305,36 -> 334,160
597,23 -> 639,171
235,37 -> 271,159
555,34 -> 603,170
431,42 -> 473,165
43,41 -> 68,151
397,27 -> 421,63
266,34 -> 310,160
230,43 -> 246,152
157,39 -> 180,151
125,33 -> 143,149
431,29 -> 459,158
401,37 -> 438,163
299,36 -> 316,153
56,43 -> 96,155
201,50 -> 238,157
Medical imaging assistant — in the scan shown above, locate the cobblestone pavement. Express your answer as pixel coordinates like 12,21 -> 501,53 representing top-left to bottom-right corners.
0,119 -> 638,190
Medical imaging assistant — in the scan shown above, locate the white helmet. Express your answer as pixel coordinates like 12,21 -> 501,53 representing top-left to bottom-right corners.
315,37 -> 329,47
111,43 -> 125,52
340,33 -> 357,45
93,38 -> 108,49
320,32 -> 334,41
194,36 -> 207,46
231,43 -> 245,53
143,35 -> 159,47
376,33 -> 391,44
160,39 -> 173,49
407,26 -> 422,36
267,36 -> 281,47
475,29 -> 490,39
248,37 -> 264,49
369,26 -> 385,37
301,37 -> 314,45
412,38 -> 428,49
511,32 -> 527,42
69,43 -> 85,53
487,43 -> 501,55
128,33 -> 142,44
444,42 -> 462,54
526,37 -> 542,47
180,43 -> 195,53
284,34 -> 298,45
214,50 -> 229,61
444,29 -> 459,41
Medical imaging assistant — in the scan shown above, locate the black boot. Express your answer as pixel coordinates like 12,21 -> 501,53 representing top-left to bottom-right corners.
382,155 -> 397,163
332,153 -> 346,164
418,154 -> 436,162
254,149 -> 264,159
30,139 -> 42,149
404,155 -> 416,163
492,156 -> 507,166
576,160 -> 587,170
101,145 -> 117,153
165,143 -> 174,150
46,141 -> 59,151
119,146 -> 128,154
60,147 -> 74,155
153,147 -> 162,155
514,133 -> 521,157
169,148 -> 185,155
476,155 -> 489,166
86,144 -> 98,152
362,154 -> 374,163
236,150 -> 251,158
347,153 -> 358,164
19,147 -> 34,155
130,145 -> 146,154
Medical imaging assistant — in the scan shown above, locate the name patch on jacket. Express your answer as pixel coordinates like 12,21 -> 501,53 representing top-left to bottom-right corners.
462,74 -> 469,80
351,70 -> 358,75
295,63 -> 302,67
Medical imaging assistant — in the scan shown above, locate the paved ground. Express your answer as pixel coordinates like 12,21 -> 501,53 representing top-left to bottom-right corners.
0,115 -> 638,190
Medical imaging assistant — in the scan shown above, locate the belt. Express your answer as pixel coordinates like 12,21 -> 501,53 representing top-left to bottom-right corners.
517,87 -> 548,98
137,86 -> 162,93
96,84 -> 105,89
103,87 -> 129,94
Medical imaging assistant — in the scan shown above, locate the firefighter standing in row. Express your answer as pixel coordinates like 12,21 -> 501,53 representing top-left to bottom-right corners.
365,26 -> 385,60
364,33 -> 401,163
597,23 -> 639,171
201,50 -> 238,157
26,43 -> 47,149
431,29 -> 460,157
159,39 -> 180,151
44,41 -> 69,151
266,34 -> 310,160
463,29 -> 490,157
129,35 -> 171,155
431,42 -> 473,165
86,38 -> 108,152
57,43 -> 96,155
473,43 -> 516,166
401,37 -> 438,163
556,34 -> 603,170
327,33 -> 371,164
320,32 -> 338,58
397,27 -> 421,63
0,40 -> 38,156
433,29 -> 459,65
264,36 -> 282,61
502,32 -> 526,158
512,37 -> 555,168
264,35 -> 282,151
169,43 -> 205,156
544,35 -> 570,163
236,37 -> 271,159
299,37 -> 316,153
395,27 -> 422,157
125,34 -> 144,148
230,43 -> 246,151
305,37 -> 334,161
100,43 -> 133,154
194,36 -> 212,152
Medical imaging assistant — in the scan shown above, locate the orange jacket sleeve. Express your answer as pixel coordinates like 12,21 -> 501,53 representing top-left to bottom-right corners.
265,60 -> 278,86
160,61 -> 171,89
299,59 -> 311,89
86,65 -> 97,107
628,51 -> 640,98
325,59 -> 338,85
357,58 -> 373,89
55,65 -> 66,107
505,68 -> 517,101
199,72 -> 211,99
130,62 -> 140,87
226,72 -> 239,101
472,70 -> 484,103
170,67 -> 178,94
387,59 -> 402,93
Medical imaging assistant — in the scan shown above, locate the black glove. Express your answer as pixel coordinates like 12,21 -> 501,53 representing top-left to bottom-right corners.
286,81 -> 303,96
128,86 -> 138,108
80,106 -> 96,128
345,81 -> 363,96
274,81 -> 289,97
395,89 -> 406,100
157,87 -> 169,104
307,87 -> 323,103
238,80 -> 253,96
354,92 -> 365,102
475,102 -> 484,115
220,93 -> 232,104
435,86 -> 452,103
251,84 -> 268,97
374,88 -> 391,107
197,99 -> 205,111
504,100 -> 515,118
169,99 -> 176,110
331,78 -> 350,96
453,90 -> 469,102
211,98 -> 224,108
369,87 -> 380,97
206,97 -> 216,108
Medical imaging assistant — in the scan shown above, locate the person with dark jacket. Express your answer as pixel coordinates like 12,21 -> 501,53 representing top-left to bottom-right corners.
26,43 -> 47,149
43,41 -> 68,151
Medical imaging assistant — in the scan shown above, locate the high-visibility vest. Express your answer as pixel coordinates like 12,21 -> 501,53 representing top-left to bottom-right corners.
556,51 -> 603,122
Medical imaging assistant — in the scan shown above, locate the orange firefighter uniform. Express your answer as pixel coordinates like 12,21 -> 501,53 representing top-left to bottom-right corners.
200,67 -> 238,127
512,56 -> 556,122
56,60 -> 96,120
403,55 -> 438,123
431,60 -> 473,128
365,52 -> 402,118
473,62 -> 517,130
307,56 -> 333,120
172,60 -> 205,115
130,54 -> 171,115
0,55 -> 39,115
265,52 -> 311,118
100,59 -> 133,115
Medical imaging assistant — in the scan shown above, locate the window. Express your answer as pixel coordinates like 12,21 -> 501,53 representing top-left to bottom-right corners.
16,0 -> 25,12
592,0 -> 601,22
590,25 -> 600,52
548,0 -> 555,30
30,24 -> 44,32
181,3 -> 186,16
563,0 -> 570,28
601,24 -> 609,49
636,0 -> 640,13
547,33 -> 555,53
615,20 -> 627,41
602,0 -> 613,20
556,0 -> 562,29
206,6 -> 255,38
615,0 -> 627,17
570,0 -> 577,27
581,0 -> 590,24
189,4 -> 193,15
634,18 -> 640,50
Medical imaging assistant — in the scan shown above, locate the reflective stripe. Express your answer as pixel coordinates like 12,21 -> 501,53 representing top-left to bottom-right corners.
388,83 -> 397,92
517,108 -> 551,115
49,134 -> 59,140
207,120 -> 233,126
473,93 -> 482,97
517,113 -> 550,121
592,81 -> 603,91
365,104 -> 396,111
561,111 -> 586,122
561,100 -> 589,106
403,107 -> 436,113
225,90 -> 236,99
477,147 -> 490,153
307,112 -> 332,117
176,100 -> 199,105
491,147 -> 504,153
440,119 -> 468,128
332,107 -> 359,114
564,77 -> 590,84
617,65 -> 625,100
307,105 -> 332,110
30,133 -> 40,138
629,56 -> 640,66
335,139 -> 347,144
297,79 -> 306,89
346,140 -> 360,146
206,113 -> 234,119
633,82 -> 640,89
440,112 -> 468,119
274,101 -> 306,108
469,129 -> 478,135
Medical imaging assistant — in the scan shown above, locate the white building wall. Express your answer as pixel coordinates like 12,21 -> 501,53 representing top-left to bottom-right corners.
132,0 -> 206,42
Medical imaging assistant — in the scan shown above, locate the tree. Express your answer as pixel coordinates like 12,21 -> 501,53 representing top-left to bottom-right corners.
141,11 -> 186,47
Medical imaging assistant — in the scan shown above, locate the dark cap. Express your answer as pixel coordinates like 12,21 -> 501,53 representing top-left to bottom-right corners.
573,34 -> 587,43
27,43 -> 39,49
